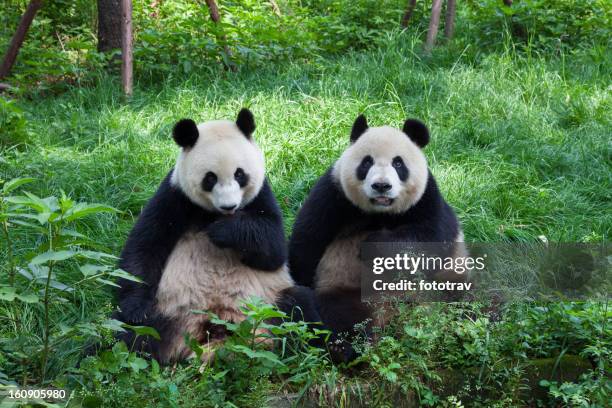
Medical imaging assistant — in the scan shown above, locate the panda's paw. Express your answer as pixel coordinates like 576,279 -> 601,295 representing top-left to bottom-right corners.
327,336 -> 358,364
206,221 -> 235,249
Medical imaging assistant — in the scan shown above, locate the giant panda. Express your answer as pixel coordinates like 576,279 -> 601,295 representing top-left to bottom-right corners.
115,109 -> 320,364
289,114 -> 466,362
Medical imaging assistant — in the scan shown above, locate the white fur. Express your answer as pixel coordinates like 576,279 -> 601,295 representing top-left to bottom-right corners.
315,231 -> 369,292
156,231 -> 293,361
171,120 -> 265,213
333,126 -> 428,214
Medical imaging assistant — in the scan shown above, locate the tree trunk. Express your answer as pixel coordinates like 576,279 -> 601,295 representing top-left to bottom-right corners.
444,0 -> 456,40
424,0 -> 443,53
0,0 -> 43,80
121,0 -> 133,96
202,0 -> 235,70
401,0 -> 417,27
98,0 -> 122,52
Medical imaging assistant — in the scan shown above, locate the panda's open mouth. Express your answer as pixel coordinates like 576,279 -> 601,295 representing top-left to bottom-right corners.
370,197 -> 394,206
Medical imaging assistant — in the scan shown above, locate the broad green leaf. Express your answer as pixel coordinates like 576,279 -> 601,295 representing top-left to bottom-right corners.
19,264 -> 50,281
108,269 -> 142,283
16,292 -> 39,303
8,192 -> 58,214
63,203 -> 117,222
0,287 -> 17,302
49,280 -> 74,292
6,219 -> 45,231
122,324 -> 161,340
80,264 -> 109,277
36,211 -> 52,225
60,228 -> 88,239
96,278 -> 120,287
2,177 -> 35,194
31,250 -> 77,265
79,250 -> 118,261
128,356 -> 148,372
101,318 -> 126,332
229,345 -> 285,365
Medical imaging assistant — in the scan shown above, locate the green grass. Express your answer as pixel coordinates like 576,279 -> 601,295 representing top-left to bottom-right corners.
1,32 -> 610,405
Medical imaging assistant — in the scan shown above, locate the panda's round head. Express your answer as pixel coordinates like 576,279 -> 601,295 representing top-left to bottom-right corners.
170,108 -> 265,215
333,115 -> 430,214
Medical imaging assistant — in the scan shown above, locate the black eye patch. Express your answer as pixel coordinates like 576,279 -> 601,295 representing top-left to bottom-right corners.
392,156 -> 409,181
356,155 -> 374,181
234,167 -> 249,188
202,171 -> 217,192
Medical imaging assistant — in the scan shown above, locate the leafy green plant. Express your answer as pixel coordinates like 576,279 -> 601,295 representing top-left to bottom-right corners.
0,181 -> 140,383
0,177 -> 35,285
540,372 -> 612,408
189,298 -> 331,405
73,342 -> 183,407
463,0 -> 612,51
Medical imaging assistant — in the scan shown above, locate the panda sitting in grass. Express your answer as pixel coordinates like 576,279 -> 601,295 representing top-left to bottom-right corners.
115,109 -> 320,364
289,114 -> 466,363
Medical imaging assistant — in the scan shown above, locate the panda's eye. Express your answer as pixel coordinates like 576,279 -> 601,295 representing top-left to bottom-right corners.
234,168 -> 249,188
202,172 -> 217,192
392,156 -> 409,181
356,155 -> 374,181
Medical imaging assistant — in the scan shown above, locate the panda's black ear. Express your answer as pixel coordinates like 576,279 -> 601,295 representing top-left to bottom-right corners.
402,119 -> 429,148
173,119 -> 199,148
236,108 -> 256,138
350,114 -> 368,143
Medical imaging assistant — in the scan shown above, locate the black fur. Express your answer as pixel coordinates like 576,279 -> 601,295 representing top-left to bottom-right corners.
173,119 -> 199,148
289,166 -> 459,362
289,169 -> 459,288
202,171 -> 217,192
356,155 -> 374,181
234,168 -> 249,188
392,156 -> 409,181
276,286 -> 328,347
236,108 -> 256,138
115,171 -> 290,361
350,114 -> 369,143
402,119 -> 429,148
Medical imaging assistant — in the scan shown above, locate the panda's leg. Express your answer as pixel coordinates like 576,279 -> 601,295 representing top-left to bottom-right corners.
275,285 -> 329,348
115,312 -> 199,365
114,311 -> 174,363
316,288 -> 373,363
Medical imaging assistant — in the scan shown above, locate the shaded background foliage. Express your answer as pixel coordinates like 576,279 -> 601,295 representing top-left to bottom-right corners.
1,0 -> 610,91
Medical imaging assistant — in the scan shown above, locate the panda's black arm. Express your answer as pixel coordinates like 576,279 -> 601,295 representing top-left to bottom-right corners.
116,172 -> 201,323
206,179 -> 287,271
288,169 -> 353,287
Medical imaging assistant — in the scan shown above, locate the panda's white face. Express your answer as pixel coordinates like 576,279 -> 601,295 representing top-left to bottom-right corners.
171,114 -> 265,215
333,123 -> 429,214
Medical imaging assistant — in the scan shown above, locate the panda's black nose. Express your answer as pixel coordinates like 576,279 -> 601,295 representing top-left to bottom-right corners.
372,182 -> 392,193
220,204 -> 237,211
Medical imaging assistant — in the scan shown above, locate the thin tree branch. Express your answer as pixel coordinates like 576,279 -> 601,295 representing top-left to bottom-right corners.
0,0 -> 43,80
401,0 -> 417,28
425,0 -> 443,53
444,0 -> 456,40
